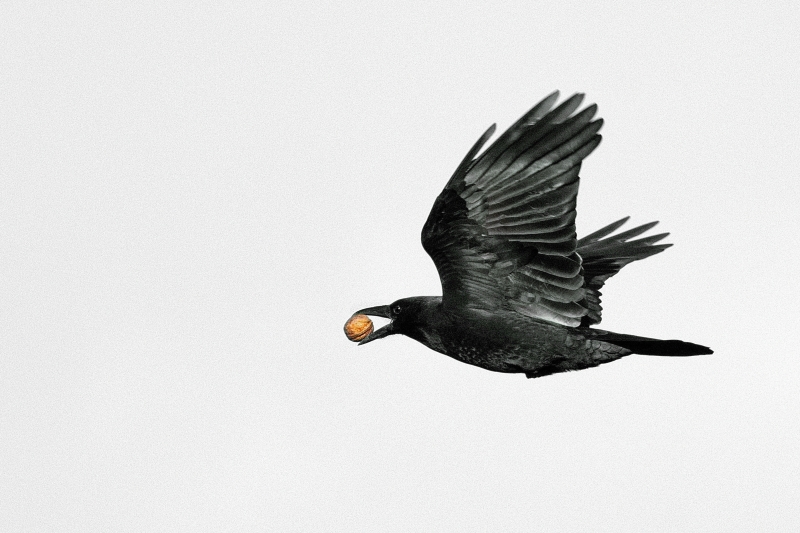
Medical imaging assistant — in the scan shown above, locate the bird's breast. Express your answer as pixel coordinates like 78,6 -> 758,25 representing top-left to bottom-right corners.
422,308 -> 573,372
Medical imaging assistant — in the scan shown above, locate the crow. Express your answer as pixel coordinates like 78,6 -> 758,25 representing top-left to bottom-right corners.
350,92 -> 712,379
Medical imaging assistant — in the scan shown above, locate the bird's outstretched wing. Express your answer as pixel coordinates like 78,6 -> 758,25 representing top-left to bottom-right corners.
421,92 -> 603,327
576,217 -> 671,326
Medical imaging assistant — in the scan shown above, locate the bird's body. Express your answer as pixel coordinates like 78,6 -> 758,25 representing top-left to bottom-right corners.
349,92 -> 712,379
392,297 -> 631,378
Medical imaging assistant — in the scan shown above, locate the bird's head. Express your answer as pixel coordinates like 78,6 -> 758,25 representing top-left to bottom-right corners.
351,297 -> 436,346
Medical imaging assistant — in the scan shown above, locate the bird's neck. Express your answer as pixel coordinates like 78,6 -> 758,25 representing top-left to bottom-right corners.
404,297 -> 449,355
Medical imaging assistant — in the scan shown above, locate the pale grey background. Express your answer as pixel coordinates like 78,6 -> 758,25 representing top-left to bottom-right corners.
2,1 -> 799,532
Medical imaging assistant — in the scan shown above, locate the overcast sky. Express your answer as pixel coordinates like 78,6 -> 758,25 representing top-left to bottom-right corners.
2,1 -> 799,532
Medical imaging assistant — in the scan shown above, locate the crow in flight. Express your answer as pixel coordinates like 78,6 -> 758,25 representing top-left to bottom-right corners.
347,92 -> 712,379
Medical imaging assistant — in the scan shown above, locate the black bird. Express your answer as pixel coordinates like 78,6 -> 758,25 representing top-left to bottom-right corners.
350,92 -> 712,379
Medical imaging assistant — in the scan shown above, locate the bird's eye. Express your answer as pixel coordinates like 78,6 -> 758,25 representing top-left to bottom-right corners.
392,305 -> 402,315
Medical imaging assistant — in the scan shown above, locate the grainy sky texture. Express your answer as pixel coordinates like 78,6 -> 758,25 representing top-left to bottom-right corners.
2,1 -> 799,531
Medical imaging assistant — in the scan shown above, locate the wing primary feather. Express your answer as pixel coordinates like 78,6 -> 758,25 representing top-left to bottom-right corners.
485,135 -> 599,214
466,91 -> 559,179
580,234 -> 671,256
577,217 -> 631,245
510,224 -> 576,243
468,93 -> 585,187
607,221 -> 660,241
445,124 -> 496,189
624,233 -> 671,247
485,185 -> 578,221
487,165 -> 582,208
490,210 -> 576,236
464,93 -> 561,184
484,109 -> 601,188
521,118 -> 603,175
484,121 -> 601,207
485,194 -> 576,226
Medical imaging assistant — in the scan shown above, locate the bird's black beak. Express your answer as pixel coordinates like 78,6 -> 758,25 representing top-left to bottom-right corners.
354,305 -> 394,345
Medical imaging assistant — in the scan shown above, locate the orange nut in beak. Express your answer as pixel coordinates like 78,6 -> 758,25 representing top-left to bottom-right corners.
344,314 -> 374,342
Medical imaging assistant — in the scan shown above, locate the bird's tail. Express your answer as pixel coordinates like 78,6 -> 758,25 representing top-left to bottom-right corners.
601,332 -> 713,356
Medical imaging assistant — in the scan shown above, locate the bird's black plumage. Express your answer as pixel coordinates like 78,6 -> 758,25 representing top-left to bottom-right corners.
351,92 -> 712,379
